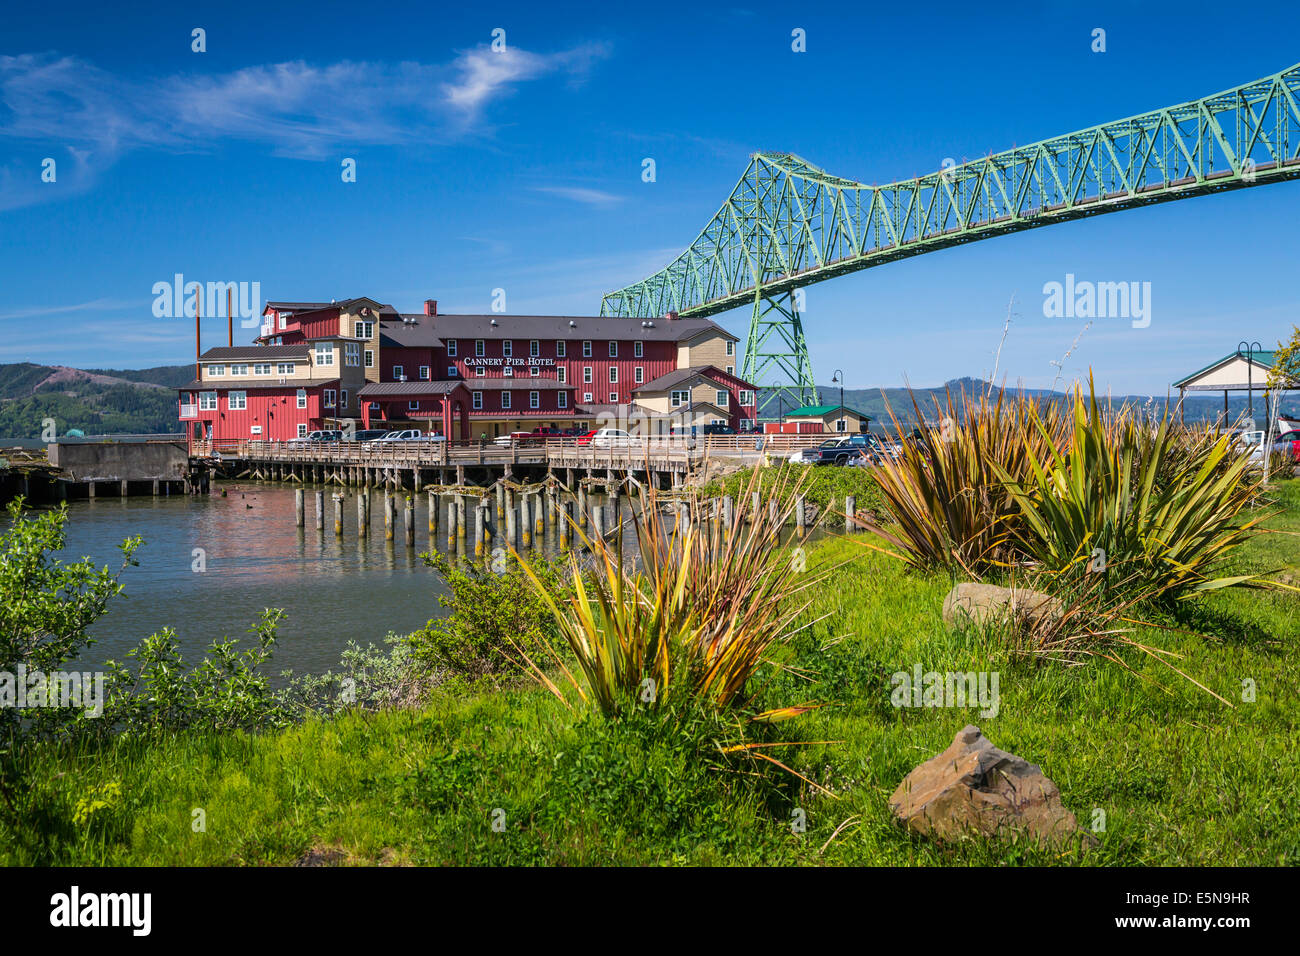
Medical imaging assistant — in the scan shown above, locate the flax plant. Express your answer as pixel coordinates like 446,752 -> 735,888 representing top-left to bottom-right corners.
862,385 -> 1069,575
513,467 -> 830,723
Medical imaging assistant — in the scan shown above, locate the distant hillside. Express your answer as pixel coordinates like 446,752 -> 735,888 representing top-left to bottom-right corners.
758,379 -> 1289,428
0,362 -> 191,441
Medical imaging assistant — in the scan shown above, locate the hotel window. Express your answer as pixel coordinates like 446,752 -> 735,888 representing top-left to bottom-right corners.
341,389 -> 348,409
738,390 -> 754,406
446,339 -> 457,357
208,364 -> 226,376
583,392 -> 592,403
726,340 -> 735,356
529,390 -> 540,409
315,343 -> 334,366
582,340 -> 591,357
557,367 -> 566,383
556,340 -> 566,358
409,400 -> 420,411
583,367 -> 592,383
716,390 -> 729,407
393,365 -> 404,380
609,341 -> 618,358
475,339 -> 485,357
501,391 -> 511,409
836,418 -> 847,433
228,391 -> 247,411
199,391 -> 218,411
529,339 -> 539,357
297,423 -> 308,439
324,389 -> 336,408
364,350 -> 374,368
635,367 -> 643,384
254,363 -> 272,375
472,391 -> 483,410
671,390 -> 689,408
726,365 -> 734,376
345,343 -> 360,366
353,320 -> 373,339
475,367 -> 485,377
529,367 -> 539,377
230,363 -> 248,376
634,340 -> 643,358
277,362 -> 295,375
503,366 -> 514,377
609,391 -> 618,403
558,392 -> 568,409
418,366 -> 430,380
296,389 -> 307,409
503,340 -> 513,358
609,367 -> 618,384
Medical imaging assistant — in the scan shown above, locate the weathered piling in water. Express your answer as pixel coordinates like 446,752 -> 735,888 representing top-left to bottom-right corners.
505,498 -> 517,551
769,499 -> 778,527
428,490 -> 438,535
559,501 -> 571,550
480,497 -> 492,544
496,481 -> 505,521
295,488 -> 305,528
795,495 -> 806,535
456,496 -> 467,549
592,501 -> 604,546
474,503 -> 485,558
333,494 -> 343,536
316,490 -> 325,531
751,490 -> 761,522
578,484 -> 588,528
534,491 -> 544,538
357,492 -> 367,535
384,492 -> 395,542
446,499 -> 457,550
722,495 -> 734,534
404,497 -> 415,547
845,495 -> 855,534
520,494 -> 532,548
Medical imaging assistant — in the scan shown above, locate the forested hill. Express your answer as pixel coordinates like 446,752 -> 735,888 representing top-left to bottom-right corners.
0,362 -> 191,440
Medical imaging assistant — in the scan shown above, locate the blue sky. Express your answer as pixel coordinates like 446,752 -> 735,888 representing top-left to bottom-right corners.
1,0 -> 1297,394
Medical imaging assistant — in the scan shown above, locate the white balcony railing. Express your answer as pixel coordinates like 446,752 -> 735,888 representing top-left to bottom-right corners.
179,404 -> 198,418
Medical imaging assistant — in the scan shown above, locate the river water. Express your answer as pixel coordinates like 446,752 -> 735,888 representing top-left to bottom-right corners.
53,481 -> 627,678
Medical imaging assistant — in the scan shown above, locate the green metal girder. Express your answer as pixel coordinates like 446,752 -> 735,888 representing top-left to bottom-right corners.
599,62 -> 1300,402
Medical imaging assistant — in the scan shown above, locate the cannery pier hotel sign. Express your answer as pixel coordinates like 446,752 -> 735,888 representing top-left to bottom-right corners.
463,357 -> 556,367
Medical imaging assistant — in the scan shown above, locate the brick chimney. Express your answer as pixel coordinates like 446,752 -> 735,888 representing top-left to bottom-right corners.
424,299 -> 438,316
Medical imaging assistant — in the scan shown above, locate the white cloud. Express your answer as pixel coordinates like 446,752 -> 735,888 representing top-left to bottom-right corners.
0,43 -> 610,209
531,185 -> 623,206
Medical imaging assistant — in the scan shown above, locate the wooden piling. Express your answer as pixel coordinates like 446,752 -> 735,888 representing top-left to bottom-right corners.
520,494 -> 532,548
722,495 -> 734,534
456,496 -> 467,548
474,503 -> 484,558
295,488 -> 305,527
428,490 -> 438,534
446,499 -> 457,550
845,495 -> 856,534
404,496 -> 415,547
795,495 -> 806,535
333,494 -> 343,536
316,490 -> 325,530
385,492 -> 395,541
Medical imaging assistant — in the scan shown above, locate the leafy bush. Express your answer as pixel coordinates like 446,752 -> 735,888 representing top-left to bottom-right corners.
406,551 -> 568,682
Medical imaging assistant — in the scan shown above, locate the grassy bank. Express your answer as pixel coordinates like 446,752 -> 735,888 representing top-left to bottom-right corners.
6,482 -> 1298,866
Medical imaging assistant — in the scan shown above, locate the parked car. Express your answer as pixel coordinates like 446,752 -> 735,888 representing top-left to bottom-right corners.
493,430 -> 534,446
350,429 -> 390,443
702,423 -> 737,435
591,427 -> 633,448
816,433 -> 884,466
1272,429 -> 1300,462
288,429 -> 342,445
574,429 -> 599,447
787,445 -> 821,465
373,429 -> 442,444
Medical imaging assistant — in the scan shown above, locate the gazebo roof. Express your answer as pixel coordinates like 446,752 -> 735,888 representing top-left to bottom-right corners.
1173,350 -> 1282,391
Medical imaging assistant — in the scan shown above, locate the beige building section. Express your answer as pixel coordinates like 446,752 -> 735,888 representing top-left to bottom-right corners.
676,330 -> 738,372
338,302 -> 385,383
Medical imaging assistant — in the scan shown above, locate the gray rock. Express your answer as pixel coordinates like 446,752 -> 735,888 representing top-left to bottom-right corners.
942,582 -> 1063,629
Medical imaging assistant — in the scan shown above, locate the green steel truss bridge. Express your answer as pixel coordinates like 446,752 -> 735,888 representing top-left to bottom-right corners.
599,62 -> 1300,412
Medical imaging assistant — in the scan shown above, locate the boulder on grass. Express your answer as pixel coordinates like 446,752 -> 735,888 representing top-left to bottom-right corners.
889,725 -> 1092,846
942,582 -> 1062,629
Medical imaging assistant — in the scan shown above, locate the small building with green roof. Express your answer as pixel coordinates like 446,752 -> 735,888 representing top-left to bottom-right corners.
781,403 -> 871,434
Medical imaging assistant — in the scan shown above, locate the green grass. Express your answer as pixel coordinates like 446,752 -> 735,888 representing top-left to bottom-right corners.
6,482 -> 1298,866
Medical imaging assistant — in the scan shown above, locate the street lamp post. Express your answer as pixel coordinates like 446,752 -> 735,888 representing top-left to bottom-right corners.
1238,340 -> 1263,421
831,369 -> 844,432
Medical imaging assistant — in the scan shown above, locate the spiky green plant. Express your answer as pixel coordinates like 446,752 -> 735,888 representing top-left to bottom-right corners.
862,385 -> 1068,576
992,377 -> 1269,603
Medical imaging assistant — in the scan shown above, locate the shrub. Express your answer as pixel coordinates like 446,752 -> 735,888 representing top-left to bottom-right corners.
406,551 -> 568,682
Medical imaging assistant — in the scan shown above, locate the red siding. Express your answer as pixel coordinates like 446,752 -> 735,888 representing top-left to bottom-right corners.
182,387 -> 328,442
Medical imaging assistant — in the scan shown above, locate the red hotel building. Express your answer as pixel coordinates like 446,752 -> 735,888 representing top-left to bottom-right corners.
179,296 -> 758,444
